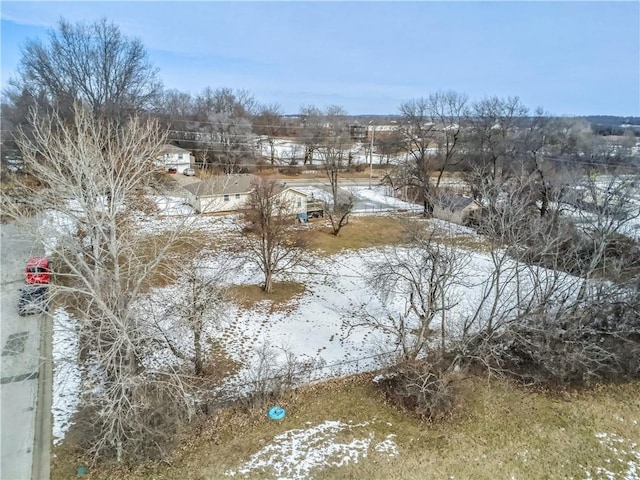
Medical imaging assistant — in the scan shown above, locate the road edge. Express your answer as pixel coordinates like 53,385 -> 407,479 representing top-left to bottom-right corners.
31,311 -> 52,480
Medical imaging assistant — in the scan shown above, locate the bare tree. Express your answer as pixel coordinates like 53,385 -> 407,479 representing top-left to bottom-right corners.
3,103 -> 197,462
194,87 -> 257,173
571,169 -> 640,301
468,96 -> 529,183
253,103 -> 284,164
155,89 -> 195,120
298,105 -> 325,165
397,97 -> 437,213
459,168 -> 640,385
345,225 -> 469,363
9,18 -> 161,116
240,177 -> 307,293
428,91 -> 469,191
376,129 -> 404,165
151,260 -> 233,375
314,106 -> 354,236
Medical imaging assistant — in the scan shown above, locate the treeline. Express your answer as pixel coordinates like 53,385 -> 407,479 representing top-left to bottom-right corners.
2,18 -> 639,177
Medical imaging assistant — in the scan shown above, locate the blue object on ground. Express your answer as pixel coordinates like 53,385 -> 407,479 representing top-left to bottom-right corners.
76,466 -> 88,476
268,406 -> 286,420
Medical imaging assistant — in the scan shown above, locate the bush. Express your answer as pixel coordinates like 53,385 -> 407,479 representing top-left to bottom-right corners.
376,360 -> 458,421
465,296 -> 640,386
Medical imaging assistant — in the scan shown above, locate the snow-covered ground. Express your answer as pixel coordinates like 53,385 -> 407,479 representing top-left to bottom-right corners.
294,184 -> 423,214
51,309 -> 82,445
47,182 -> 639,478
51,224 -> 586,443
225,420 -> 398,480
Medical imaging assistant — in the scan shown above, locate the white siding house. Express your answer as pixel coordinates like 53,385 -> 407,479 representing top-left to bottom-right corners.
273,186 -> 309,219
184,174 -> 257,213
156,144 -> 193,173
183,174 -> 310,216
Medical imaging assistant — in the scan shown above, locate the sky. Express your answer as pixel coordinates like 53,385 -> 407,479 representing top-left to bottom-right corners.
1,1 -> 639,117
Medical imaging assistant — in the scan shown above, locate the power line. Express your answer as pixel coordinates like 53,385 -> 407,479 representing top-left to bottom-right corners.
160,144 -> 639,169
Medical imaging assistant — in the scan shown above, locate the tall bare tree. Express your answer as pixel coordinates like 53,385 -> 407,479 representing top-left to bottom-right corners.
298,105 -> 325,165
398,97 -> 437,213
428,91 -> 469,192
4,103 -> 196,462
240,177 -> 307,293
345,224 -> 469,363
151,260 -> 233,375
195,88 -> 257,173
9,18 -> 161,115
468,96 -> 528,182
317,106 -> 354,235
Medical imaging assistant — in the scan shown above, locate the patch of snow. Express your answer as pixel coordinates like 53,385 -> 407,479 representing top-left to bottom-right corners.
154,195 -> 195,216
225,420 -> 398,480
427,218 -> 479,236
346,186 -> 423,213
52,308 -> 81,445
374,434 -> 399,456
583,432 -> 640,480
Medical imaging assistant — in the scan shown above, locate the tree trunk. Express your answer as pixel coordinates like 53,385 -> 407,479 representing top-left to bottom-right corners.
194,327 -> 203,375
264,270 -> 273,294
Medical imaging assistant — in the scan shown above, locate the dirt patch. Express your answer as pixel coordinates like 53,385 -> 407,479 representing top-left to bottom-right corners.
229,281 -> 306,312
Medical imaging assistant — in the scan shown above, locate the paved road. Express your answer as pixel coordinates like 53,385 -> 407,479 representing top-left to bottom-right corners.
1,222 -> 50,480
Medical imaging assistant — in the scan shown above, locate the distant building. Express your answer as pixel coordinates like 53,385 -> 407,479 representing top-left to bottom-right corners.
349,125 -> 367,141
432,195 -> 482,225
156,144 -> 193,173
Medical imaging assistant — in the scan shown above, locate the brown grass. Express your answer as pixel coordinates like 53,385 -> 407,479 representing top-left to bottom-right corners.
300,215 -> 409,255
229,281 -> 306,312
51,375 -> 640,480
137,231 -> 220,290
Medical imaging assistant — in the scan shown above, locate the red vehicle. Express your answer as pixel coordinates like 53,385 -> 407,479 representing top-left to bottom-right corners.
25,257 -> 50,284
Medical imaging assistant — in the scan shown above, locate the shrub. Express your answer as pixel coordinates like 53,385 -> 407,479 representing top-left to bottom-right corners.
376,360 -> 458,421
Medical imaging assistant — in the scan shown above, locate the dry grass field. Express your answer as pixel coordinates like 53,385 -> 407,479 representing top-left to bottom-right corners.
51,375 -> 640,479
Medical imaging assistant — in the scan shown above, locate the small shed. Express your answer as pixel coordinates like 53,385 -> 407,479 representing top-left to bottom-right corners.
432,195 -> 482,225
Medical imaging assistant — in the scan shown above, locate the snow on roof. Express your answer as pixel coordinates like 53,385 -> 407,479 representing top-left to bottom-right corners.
436,195 -> 478,211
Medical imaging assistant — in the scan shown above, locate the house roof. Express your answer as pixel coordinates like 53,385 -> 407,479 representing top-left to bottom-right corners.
436,196 -> 478,211
272,182 -> 308,197
159,144 -> 191,155
183,174 -> 259,197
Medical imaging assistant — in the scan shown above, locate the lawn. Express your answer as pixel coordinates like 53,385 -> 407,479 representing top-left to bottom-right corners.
51,375 -> 640,479
299,214 -> 410,254
49,211 -> 640,480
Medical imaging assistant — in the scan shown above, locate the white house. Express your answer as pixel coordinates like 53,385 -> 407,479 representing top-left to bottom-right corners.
184,174 -> 257,213
183,174 -> 311,216
272,183 -> 309,218
156,144 -> 193,173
